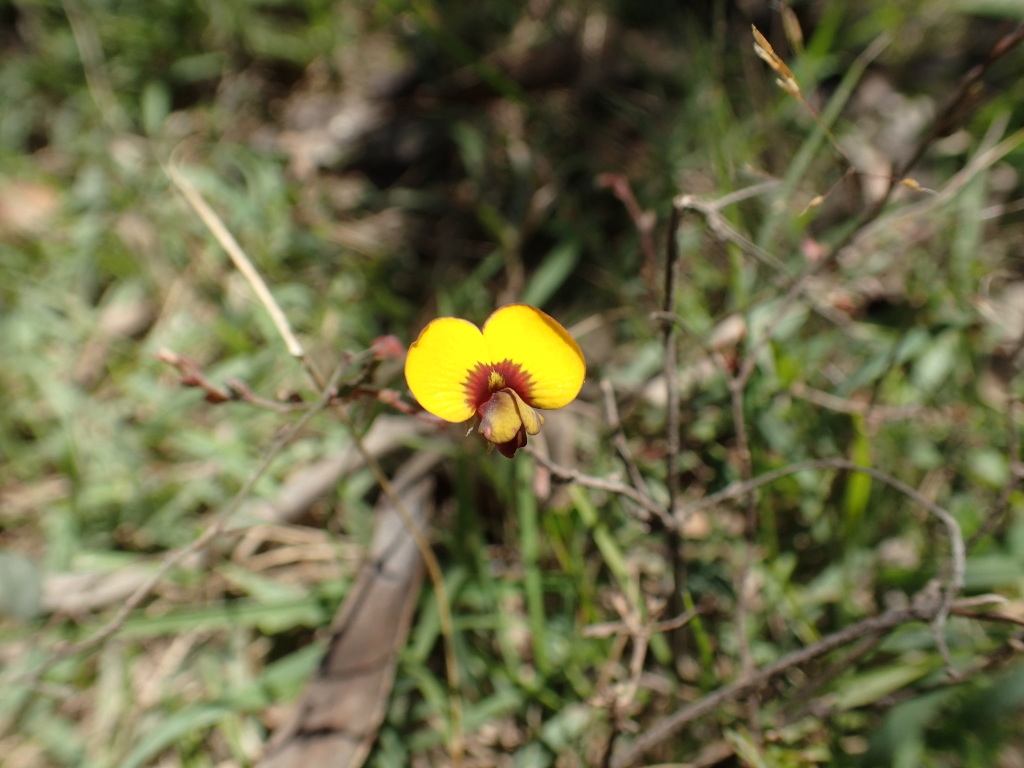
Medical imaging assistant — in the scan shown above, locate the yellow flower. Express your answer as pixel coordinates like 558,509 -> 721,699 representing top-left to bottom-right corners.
404,304 -> 586,457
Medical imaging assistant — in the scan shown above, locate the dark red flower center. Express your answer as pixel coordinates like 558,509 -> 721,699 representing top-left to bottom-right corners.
463,358 -> 534,412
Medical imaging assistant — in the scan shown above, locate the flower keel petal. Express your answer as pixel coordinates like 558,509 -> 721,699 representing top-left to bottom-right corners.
508,388 -> 543,435
478,389 -> 523,445
494,430 -> 527,458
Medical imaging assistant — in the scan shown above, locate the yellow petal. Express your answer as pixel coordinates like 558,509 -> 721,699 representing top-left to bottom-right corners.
478,390 -> 523,444
404,317 -> 488,422
482,304 -> 585,410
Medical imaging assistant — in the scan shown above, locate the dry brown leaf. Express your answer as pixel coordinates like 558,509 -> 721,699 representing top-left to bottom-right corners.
900,177 -> 936,194
752,25 -> 800,96
0,180 -> 59,237
799,194 -> 826,216
781,3 -> 804,54
257,459 -> 437,768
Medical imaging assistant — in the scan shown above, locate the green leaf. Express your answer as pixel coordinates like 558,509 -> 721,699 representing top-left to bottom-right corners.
966,448 -> 1010,488
0,551 -> 42,619
117,704 -> 232,768
912,329 -> 960,393
843,414 -> 872,533
834,659 -> 935,710
952,0 -> 1024,18
522,240 -> 581,309
964,554 -> 1024,591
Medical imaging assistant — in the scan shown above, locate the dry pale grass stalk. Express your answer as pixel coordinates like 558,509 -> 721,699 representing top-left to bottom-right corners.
166,158 -> 467,766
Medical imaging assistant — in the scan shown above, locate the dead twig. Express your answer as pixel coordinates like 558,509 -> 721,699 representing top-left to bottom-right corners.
661,199 -> 689,665
525,448 -> 672,530
675,186 -> 786,274
597,173 -> 659,299
611,587 -> 963,768
682,457 -> 965,674
601,378 -> 654,518
167,158 -> 466,765
19,358 -> 349,683
738,25 -> 1024,399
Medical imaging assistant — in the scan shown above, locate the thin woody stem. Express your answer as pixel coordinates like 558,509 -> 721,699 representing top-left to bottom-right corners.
167,158 -> 466,765
663,200 -> 688,659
